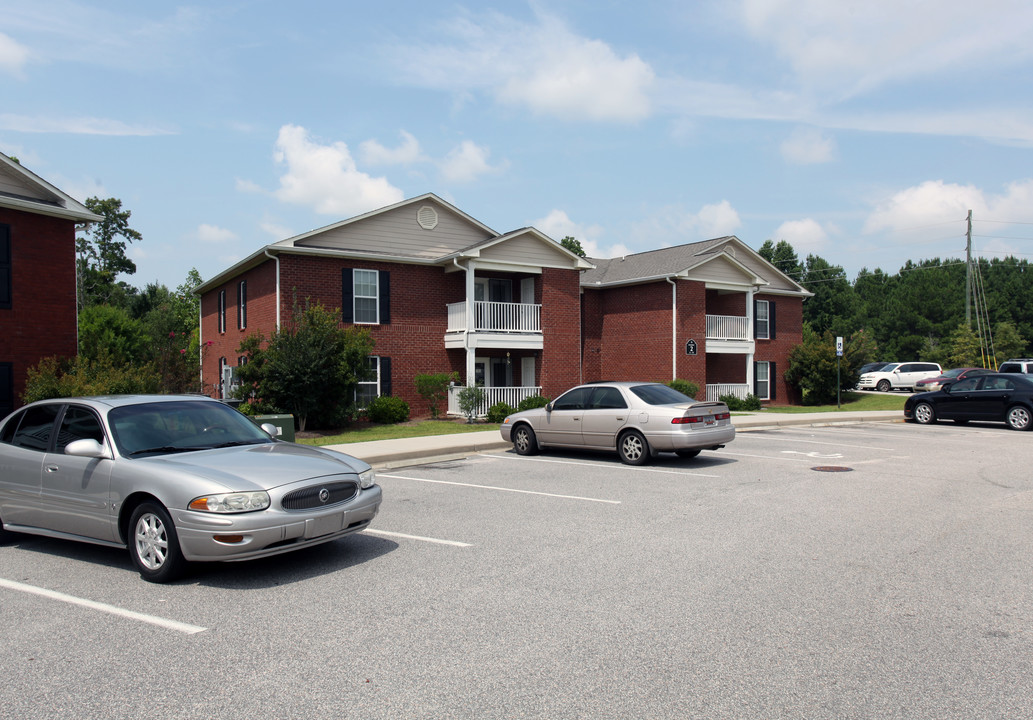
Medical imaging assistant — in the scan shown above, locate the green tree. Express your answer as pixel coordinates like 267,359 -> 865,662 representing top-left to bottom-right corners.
991,321 -> 1025,366
414,371 -> 459,419
560,236 -> 587,258
77,197 -> 142,309
785,327 -> 876,405
758,239 -> 803,280
78,304 -> 150,365
943,323 -> 983,368
235,302 -> 374,431
801,254 -> 857,336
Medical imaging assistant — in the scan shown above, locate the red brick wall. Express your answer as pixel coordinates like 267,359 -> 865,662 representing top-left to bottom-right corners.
0,209 -> 78,409
755,293 -> 803,405
200,257 -> 585,416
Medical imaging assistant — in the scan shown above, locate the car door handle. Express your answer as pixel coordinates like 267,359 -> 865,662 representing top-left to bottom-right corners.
45,465 -> 59,473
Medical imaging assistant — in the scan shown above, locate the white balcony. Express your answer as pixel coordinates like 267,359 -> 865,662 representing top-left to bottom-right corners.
706,383 -> 751,402
445,301 -> 543,350
706,314 -> 750,340
447,385 -> 543,418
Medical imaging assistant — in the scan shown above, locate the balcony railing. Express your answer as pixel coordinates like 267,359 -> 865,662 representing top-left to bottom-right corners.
447,385 -> 543,417
447,301 -> 541,334
706,383 -> 750,402
706,314 -> 750,341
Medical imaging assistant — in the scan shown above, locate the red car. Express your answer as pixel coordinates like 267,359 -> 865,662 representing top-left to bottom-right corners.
914,367 -> 992,393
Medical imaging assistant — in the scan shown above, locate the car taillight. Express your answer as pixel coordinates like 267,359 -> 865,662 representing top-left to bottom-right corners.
672,412 -> 729,424
672,416 -> 702,424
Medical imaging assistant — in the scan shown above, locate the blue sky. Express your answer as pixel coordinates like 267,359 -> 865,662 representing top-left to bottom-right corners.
3,0 -> 1033,290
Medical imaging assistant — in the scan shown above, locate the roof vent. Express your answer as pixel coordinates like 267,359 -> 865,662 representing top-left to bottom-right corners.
417,205 -> 438,230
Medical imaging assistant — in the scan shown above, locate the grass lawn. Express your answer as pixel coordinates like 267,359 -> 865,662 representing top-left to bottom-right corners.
297,420 -> 501,446
756,391 -> 907,413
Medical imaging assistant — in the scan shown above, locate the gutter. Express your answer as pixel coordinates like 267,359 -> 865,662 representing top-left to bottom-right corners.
666,276 -> 677,381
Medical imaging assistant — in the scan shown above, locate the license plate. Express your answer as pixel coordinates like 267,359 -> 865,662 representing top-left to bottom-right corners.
704,417 -> 716,426
305,512 -> 344,538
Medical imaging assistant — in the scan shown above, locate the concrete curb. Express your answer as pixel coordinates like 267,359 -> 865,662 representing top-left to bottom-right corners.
326,411 -> 904,469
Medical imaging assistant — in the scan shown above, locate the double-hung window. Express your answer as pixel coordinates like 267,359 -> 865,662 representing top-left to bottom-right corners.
357,356 -> 381,408
353,270 -> 379,324
237,280 -> 247,330
218,290 -> 227,333
755,361 -> 771,400
755,300 -> 769,340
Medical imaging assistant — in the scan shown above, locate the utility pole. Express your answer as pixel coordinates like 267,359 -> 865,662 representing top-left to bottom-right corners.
966,209 -> 973,327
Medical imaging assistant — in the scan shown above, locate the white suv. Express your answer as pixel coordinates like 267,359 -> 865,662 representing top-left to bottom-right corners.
858,362 -> 942,392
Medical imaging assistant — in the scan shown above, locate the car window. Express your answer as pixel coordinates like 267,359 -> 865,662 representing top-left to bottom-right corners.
629,384 -> 693,405
10,404 -> 61,452
552,388 -> 588,411
587,387 -> 627,410
950,378 -> 980,392
109,400 -> 272,457
1000,363 -> 1020,373
0,409 -> 24,444
54,405 -> 105,454
897,364 -> 914,373
981,376 -> 1014,391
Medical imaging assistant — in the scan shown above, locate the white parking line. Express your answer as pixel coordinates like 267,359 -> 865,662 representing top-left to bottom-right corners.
735,435 -> 893,451
363,529 -> 473,547
479,453 -> 721,478
0,578 -> 207,635
379,472 -> 622,504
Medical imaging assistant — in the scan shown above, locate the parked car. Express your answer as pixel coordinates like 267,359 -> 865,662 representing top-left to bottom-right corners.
500,381 -> 734,465
0,395 -> 382,582
858,362 -> 892,375
857,362 -> 942,392
914,367 -> 992,393
999,359 -> 1033,374
904,373 -> 1033,430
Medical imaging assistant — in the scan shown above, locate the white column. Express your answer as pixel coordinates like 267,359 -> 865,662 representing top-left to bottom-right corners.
745,287 -> 755,393
465,260 -> 476,386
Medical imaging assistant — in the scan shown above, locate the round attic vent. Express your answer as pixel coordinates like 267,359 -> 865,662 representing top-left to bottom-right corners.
417,205 -> 438,230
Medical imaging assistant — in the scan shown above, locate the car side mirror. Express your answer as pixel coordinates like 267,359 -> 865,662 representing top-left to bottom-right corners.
260,423 -> 280,437
545,402 -> 554,412
64,438 -> 111,459
941,382 -> 953,393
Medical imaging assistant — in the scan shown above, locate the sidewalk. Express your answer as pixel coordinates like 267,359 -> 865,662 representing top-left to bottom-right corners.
325,409 -> 904,469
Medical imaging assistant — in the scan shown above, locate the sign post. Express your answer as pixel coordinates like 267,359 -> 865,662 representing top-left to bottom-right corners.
836,336 -> 844,410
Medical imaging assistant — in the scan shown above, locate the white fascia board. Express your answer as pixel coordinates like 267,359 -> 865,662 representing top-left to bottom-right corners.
0,195 -> 103,223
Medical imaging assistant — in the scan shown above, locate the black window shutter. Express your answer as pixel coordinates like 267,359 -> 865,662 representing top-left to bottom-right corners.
770,361 -> 777,401
238,280 -> 247,329
0,225 -> 9,309
753,361 -> 759,397
381,357 -> 392,396
769,301 -> 776,340
0,362 -> 12,417
379,270 -> 390,324
341,268 -> 353,323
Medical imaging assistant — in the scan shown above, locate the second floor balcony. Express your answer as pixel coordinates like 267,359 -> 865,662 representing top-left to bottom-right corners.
445,300 -> 543,349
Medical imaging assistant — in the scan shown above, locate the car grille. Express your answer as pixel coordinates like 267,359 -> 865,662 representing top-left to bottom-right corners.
281,481 -> 358,511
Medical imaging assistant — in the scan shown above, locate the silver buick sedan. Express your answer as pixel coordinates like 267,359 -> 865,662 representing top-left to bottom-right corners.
0,395 -> 381,582
501,382 -> 735,465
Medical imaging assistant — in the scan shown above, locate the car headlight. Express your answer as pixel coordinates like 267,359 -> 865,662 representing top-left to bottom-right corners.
189,491 -> 270,513
359,469 -> 376,489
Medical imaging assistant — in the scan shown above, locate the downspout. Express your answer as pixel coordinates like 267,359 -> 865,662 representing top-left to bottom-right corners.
265,249 -> 281,330
667,276 -> 677,381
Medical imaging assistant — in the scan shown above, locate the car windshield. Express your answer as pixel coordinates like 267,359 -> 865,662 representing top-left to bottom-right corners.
629,384 -> 694,406
942,368 -> 968,378
109,400 -> 273,457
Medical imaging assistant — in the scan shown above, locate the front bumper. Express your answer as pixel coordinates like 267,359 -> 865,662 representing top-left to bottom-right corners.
172,485 -> 383,562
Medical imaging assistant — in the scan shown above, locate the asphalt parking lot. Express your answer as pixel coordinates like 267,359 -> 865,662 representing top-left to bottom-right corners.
3,420 -> 1032,719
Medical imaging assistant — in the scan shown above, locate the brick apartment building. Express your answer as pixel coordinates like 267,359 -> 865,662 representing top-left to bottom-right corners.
0,152 -> 102,416
197,193 -> 810,417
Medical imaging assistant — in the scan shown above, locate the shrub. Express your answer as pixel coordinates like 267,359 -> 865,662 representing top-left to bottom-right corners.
456,385 -> 485,423
366,395 -> 410,424
667,379 -> 699,399
719,393 -> 761,411
517,394 -> 550,411
22,354 -> 161,404
414,371 -> 459,419
486,402 -> 515,423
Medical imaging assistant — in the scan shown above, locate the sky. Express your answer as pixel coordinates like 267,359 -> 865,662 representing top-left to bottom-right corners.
3,0 -> 1033,291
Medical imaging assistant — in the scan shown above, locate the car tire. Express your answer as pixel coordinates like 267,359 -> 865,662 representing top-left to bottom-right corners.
876,379 -> 891,392
675,449 -> 702,459
129,502 -> 186,583
512,424 -> 539,455
618,430 -> 650,466
913,402 -> 936,425
1006,405 -> 1032,431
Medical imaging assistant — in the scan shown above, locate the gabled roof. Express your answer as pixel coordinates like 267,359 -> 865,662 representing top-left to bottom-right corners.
196,194 -> 592,293
0,152 -> 103,223
581,236 -> 811,296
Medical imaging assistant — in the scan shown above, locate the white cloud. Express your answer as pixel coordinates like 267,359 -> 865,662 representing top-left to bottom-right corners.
272,124 -> 404,216
863,180 -> 985,235
439,140 -> 505,183
0,32 -> 29,77
235,178 -> 264,194
629,201 -> 742,247
0,113 -> 173,136
259,217 -> 294,240
772,218 -> 828,253
781,126 -> 836,164
391,11 -> 655,122
740,0 -> 1033,98
359,130 -> 426,166
197,224 -> 237,244
534,209 -> 626,258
